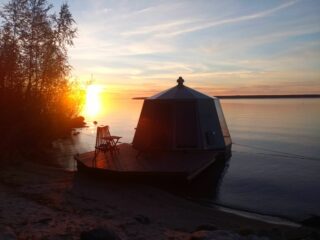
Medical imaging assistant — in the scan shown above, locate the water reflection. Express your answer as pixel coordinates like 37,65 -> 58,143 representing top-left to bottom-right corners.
187,155 -> 230,200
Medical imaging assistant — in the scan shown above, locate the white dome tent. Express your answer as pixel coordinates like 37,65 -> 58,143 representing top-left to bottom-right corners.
132,77 -> 232,153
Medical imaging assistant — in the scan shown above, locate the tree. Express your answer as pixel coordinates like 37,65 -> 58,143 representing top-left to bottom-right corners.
0,0 -> 82,158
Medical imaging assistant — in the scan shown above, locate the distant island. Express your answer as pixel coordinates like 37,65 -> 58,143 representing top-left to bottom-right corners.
133,94 -> 320,100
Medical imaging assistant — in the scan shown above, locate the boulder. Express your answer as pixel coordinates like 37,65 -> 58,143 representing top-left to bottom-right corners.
195,224 -> 218,232
301,215 -> 320,229
190,230 -> 243,240
134,214 -> 150,225
80,227 -> 121,240
0,226 -> 16,240
70,116 -> 86,128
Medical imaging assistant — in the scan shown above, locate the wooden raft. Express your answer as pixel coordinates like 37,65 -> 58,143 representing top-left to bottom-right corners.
75,143 -> 218,183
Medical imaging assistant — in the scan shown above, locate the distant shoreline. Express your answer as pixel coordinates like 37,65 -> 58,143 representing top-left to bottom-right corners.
132,94 -> 320,100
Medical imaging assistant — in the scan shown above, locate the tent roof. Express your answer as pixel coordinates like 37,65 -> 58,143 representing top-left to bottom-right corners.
148,77 -> 216,100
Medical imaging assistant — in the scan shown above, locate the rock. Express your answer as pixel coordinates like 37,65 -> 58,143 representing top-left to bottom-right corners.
190,230 -> 242,240
301,215 -> 320,229
253,229 -> 281,240
195,224 -> 217,232
36,217 -> 52,225
80,227 -> 121,240
134,215 -> 150,225
71,116 -> 86,128
0,226 -> 17,240
190,230 -> 212,240
45,234 -> 73,240
190,230 -> 274,240
237,228 -> 255,236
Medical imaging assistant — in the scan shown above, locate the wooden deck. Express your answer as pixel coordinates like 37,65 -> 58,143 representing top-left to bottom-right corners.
75,143 -> 218,182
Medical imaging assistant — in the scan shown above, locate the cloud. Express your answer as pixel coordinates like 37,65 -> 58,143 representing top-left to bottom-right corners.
86,66 -> 142,75
121,19 -> 197,37
155,0 -> 299,37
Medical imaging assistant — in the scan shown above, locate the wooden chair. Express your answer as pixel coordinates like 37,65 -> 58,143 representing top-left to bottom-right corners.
93,125 -> 122,167
93,126 -> 110,167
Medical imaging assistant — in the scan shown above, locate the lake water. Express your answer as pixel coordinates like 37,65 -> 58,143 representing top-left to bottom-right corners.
54,97 -> 320,222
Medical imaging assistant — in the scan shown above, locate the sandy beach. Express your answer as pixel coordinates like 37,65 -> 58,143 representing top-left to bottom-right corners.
0,160 -> 317,240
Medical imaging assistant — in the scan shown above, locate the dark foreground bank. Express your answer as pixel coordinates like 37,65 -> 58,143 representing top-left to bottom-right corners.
0,160 -> 319,239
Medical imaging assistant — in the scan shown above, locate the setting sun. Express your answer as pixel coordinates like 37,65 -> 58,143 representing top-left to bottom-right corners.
83,85 -> 102,118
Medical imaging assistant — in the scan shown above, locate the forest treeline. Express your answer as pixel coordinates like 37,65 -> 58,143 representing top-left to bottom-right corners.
0,0 -> 83,159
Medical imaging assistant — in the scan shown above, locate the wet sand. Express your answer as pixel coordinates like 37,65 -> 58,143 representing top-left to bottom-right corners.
0,160 -> 316,239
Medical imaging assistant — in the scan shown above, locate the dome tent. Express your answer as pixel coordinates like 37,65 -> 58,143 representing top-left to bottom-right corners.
132,77 -> 232,152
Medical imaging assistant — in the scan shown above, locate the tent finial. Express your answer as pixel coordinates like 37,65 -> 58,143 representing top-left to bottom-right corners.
177,76 -> 184,87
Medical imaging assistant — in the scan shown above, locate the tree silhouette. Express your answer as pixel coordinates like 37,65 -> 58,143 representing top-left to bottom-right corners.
0,0 -> 82,159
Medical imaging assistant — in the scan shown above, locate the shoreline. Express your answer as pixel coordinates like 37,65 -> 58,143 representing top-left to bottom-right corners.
212,205 -> 300,228
1,160 -> 318,239
43,159 -> 305,228
38,164 -> 307,228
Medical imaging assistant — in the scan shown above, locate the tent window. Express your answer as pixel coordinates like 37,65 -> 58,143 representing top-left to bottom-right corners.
214,100 -> 230,137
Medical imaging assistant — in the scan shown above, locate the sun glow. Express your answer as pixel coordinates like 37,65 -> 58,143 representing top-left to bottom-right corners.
83,85 -> 102,118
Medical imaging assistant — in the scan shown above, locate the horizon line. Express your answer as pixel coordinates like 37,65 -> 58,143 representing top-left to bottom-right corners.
132,94 -> 320,100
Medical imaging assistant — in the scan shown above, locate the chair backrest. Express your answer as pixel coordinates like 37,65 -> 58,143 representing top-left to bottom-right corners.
95,125 -> 111,147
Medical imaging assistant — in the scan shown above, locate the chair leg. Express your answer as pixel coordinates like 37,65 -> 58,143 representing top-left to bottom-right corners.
93,150 -> 98,167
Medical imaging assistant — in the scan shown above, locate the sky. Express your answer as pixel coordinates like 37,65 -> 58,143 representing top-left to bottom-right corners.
1,0 -> 320,97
